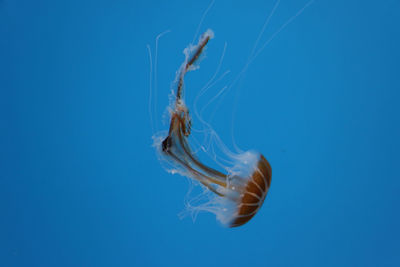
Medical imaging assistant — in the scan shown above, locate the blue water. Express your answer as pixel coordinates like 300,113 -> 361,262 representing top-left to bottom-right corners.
1,0 -> 399,266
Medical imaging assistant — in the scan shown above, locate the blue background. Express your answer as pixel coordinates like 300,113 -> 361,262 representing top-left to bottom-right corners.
1,0 -> 400,266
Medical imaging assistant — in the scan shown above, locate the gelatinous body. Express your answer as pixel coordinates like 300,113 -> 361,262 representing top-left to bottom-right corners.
159,30 -> 272,227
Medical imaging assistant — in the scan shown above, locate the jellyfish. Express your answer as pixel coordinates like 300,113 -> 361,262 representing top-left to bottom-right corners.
157,30 -> 272,227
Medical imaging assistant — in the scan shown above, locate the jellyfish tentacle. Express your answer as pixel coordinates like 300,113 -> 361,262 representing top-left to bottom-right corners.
176,119 -> 226,180
165,146 -> 224,189
176,32 -> 212,104
163,31 -> 227,186
199,181 -> 225,197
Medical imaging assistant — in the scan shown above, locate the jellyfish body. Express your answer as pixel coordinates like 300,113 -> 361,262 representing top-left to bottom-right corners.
159,30 -> 272,227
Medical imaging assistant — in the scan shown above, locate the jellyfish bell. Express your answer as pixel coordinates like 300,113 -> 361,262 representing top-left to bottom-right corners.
220,152 -> 272,227
197,151 -> 272,227
154,29 -> 272,227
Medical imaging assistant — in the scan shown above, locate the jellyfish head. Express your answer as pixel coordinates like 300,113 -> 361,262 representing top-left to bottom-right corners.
185,151 -> 271,227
